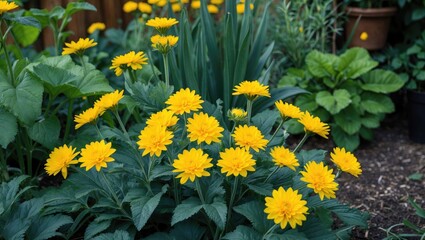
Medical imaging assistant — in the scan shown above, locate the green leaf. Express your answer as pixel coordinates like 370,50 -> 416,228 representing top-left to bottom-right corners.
203,200 -> 227,230
295,94 -> 317,112
316,89 -> 351,115
131,185 -> 168,230
91,230 -> 131,240
299,217 -> 335,240
222,225 -> 262,240
0,72 -> 43,125
306,51 -> 338,78
331,126 -> 360,151
359,127 -> 374,141
170,221 -> 206,240
331,205 -> 369,229
252,110 -> 278,136
245,183 -> 273,196
129,82 -> 173,114
338,47 -> 378,79
12,22 -> 40,47
65,2 -> 96,15
84,220 -> 112,240
0,108 -> 17,148
0,176 -> 30,215
408,197 -> 425,219
171,197 -> 203,226
334,108 -> 361,135
412,8 -> 425,21
361,70 -> 404,93
269,230 -> 308,240
408,173 -> 423,181
28,116 -> 60,149
27,214 -> 73,240
233,200 -> 273,233
361,92 -> 394,114
10,16 -> 41,29
314,207 -> 333,228
2,218 -> 30,240
253,87 -> 308,113
361,114 -> 381,129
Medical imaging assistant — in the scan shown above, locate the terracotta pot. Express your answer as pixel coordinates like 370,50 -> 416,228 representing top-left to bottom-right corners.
345,7 -> 397,50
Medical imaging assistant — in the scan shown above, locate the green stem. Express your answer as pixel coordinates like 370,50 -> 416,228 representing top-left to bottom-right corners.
262,224 -> 278,240
268,119 -> 285,145
228,123 -> 236,147
264,166 -> 279,183
0,148 -> 9,181
246,99 -> 253,125
225,177 -> 239,231
293,133 -> 310,153
48,99 -> 68,119
195,179 -> 206,204
78,54 -> 87,75
0,25 -> 15,85
94,123 -> 104,140
22,129 -> 33,176
100,170 -> 121,207
63,99 -> 74,143
335,169 -> 342,179
163,53 -> 170,87
15,129 -> 26,174
113,109 -> 131,142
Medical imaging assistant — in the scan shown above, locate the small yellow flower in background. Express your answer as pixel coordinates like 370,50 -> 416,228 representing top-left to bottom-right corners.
172,3 -> 182,12
155,0 -> 167,7
229,108 -> 247,122
87,22 -> 106,34
275,100 -> 303,119
187,112 -> 224,144
146,17 -> 179,34
148,0 -> 160,4
298,111 -> 330,139
300,161 -> 339,200
74,106 -> 102,129
264,187 -> 308,229
146,109 -> 178,128
360,32 -> 368,41
62,38 -> 97,56
270,146 -> 299,171
217,147 -> 256,177
166,88 -> 204,115
232,124 -> 268,152
191,0 -> 200,9
45,145 -> 79,179
207,4 -> 219,14
110,51 -> 148,76
0,0 -> 18,15
151,34 -> 179,54
172,148 -> 213,184
299,26 -> 304,33
233,80 -> 271,100
236,3 -> 254,14
79,140 -> 116,172
138,2 -> 152,14
123,1 -> 138,13
94,90 -> 124,114
137,125 -> 174,157
330,147 -> 362,177
211,0 -> 224,4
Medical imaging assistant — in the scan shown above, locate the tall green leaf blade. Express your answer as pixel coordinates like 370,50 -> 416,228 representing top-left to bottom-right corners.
361,70 -> 404,93
0,108 -> 17,148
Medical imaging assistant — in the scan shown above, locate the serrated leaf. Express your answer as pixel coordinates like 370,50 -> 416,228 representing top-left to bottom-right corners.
361,92 -> 394,114
202,200 -> 227,230
252,109 -> 278,135
0,108 -> 17,148
144,233 -> 173,240
296,150 -> 327,166
27,214 -> 73,240
222,225 -> 262,240
129,82 -> 173,114
233,200 -> 273,233
245,183 -> 273,196
0,176 -> 30,214
171,197 -> 203,226
91,230 -> 131,240
361,70 -> 404,93
269,230 -> 308,240
316,89 -> 351,115
299,217 -> 335,240
84,220 -> 112,239
170,221 -> 206,240
131,185 -> 168,230
28,116 -> 60,149
2,218 -> 30,240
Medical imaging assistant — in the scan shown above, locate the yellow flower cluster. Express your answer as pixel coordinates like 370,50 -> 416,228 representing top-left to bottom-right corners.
62,38 -> 97,56
147,17 -> 179,54
237,0 -> 254,14
110,51 -> 148,76
123,1 -> 152,14
191,0 -> 224,14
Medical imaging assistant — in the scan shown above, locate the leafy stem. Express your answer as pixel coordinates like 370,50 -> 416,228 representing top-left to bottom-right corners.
293,132 -> 310,153
0,23 -> 15,85
195,179 -> 206,204
225,176 -> 239,231
246,99 -> 253,125
264,166 -> 279,183
63,99 -> 74,142
262,224 -> 278,239
113,108 -> 131,142
163,53 -> 170,87
268,119 -> 285,145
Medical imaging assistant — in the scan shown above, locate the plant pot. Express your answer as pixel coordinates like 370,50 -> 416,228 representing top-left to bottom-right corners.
345,7 -> 397,50
407,90 -> 425,143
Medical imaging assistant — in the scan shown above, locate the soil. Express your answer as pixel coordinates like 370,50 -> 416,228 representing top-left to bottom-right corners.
298,112 -> 425,239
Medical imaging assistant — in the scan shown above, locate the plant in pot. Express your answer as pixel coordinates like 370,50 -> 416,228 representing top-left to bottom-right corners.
389,30 -> 425,143
343,0 -> 397,50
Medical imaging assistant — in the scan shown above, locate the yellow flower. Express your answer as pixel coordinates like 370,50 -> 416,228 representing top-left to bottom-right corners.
187,112 -> 224,144
232,80 -> 270,100
74,106 -> 102,130
94,90 -> 124,114
45,145 -> 79,179
298,111 -> 330,139
191,1 -> 200,9
236,3 -> 254,14
110,51 -> 148,76
270,146 -> 299,171
300,161 -> 338,200
217,147 -> 256,177
151,34 -> 179,54
155,0 -> 167,7
137,125 -> 174,157
146,17 -> 179,34
123,1 -> 138,12
87,22 -> 106,34
138,2 -> 152,13
275,100 -> 303,119
360,32 -> 368,41
228,108 -> 247,122
207,4 -> 219,14
79,140 -> 116,171
62,38 -> 97,56
166,88 -> 204,115
148,0 -> 160,4
172,148 -> 213,184
0,0 -> 18,14
232,124 -> 268,152
146,109 -> 178,128
330,147 -> 362,177
172,3 -> 182,12
211,0 -> 223,4
264,187 -> 308,229
299,26 -> 304,33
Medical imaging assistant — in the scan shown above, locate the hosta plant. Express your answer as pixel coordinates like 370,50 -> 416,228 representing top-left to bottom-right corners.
279,47 -> 404,150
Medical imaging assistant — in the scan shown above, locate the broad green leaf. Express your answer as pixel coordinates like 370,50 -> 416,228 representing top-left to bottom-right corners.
299,217 -> 335,240
316,89 -> 351,115
0,72 -> 43,125
91,230 -> 131,240
0,176 -> 29,215
359,127 -> 374,141
296,150 -> 327,166
361,70 -> 404,93
360,92 -> 394,114
269,230 -> 308,240
170,221 -> 206,240
412,8 -> 425,21
233,200 -> 273,233
202,174 -> 225,203
12,23 -> 40,47
283,118 -> 304,135
331,126 -> 360,151
65,2 -> 96,15
131,185 -> 168,230
202,200 -> 227,230
306,50 -> 338,78
222,225 -> 262,240
27,214 -> 73,240
334,108 -> 361,135
245,183 -> 273,196
144,233 -> 173,240
252,110 -> 278,136
171,197 -> 203,226
361,114 -> 381,129
64,66 -> 113,98
9,16 -> 41,29
129,82 -> 173,114
84,220 -> 112,240
2,218 -> 31,240
0,108 -> 17,148
28,116 -> 60,149
331,205 -> 369,229
338,47 -> 378,79
295,94 -> 318,112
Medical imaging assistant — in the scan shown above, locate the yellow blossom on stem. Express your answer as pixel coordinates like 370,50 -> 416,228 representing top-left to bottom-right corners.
146,17 -> 179,34
211,0 -> 223,4
123,1 -> 138,13
137,125 -> 174,157
232,124 -> 268,152
275,100 -> 303,119
151,34 -> 179,54
217,147 -> 256,177
187,112 -> 224,144
138,2 -> 152,14
298,111 -> 330,139
172,3 -> 182,12
207,4 -> 219,14
232,80 -> 270,100
94,90 -> 124,114
236,3 -> 254,14
74,106 -> 102,129
79,140 -> 116,172
300,161 -> 339,200
270,146 -> 299,171
166,88 -> 204,115
110,51 -> 148,76
172,148 -> 213,184
45,145 -> 79,179
264,187 -> 308,229
0,0 -> 18,15
146,109 -> 178,128
62,38 -> 97,56
87,22 -> 106,34
228,108 -> 247,122
330,147 -> 362,177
